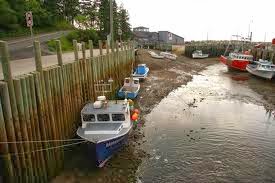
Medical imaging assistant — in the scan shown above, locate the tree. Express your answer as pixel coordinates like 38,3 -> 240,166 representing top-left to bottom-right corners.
118,5 -> 131,40
98,0 -> 110,39
0,0 -> 18,30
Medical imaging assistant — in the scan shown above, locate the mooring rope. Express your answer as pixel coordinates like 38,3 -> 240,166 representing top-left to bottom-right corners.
0,138 -> 85,144
0,140 -> 88,157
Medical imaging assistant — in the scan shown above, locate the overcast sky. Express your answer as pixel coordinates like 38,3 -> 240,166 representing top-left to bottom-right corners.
117,0 -> 275,42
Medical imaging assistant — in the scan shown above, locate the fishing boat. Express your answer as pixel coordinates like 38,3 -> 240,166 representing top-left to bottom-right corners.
132,64 -> 149,80
117,77 -> 140,99
149,51 -> 164,59
192,50 -> 209,59
220,52 -> 253,71
246,59 -> 275,79
77,96 -> 135,167
160,52 -> 177,60
220,35 -> 253,71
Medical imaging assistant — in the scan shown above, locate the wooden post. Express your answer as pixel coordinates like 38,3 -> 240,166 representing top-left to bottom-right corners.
106,41 -> 110,54
0,89 -> 15,182
34,41 -> 43,72
99,40 -> 103,55
82,42 -> 86,61
28,74 -> 48,182
89,41 -> 96,101
15,78 -> 35,181
43,70 -> 61,171
56,40 -> 63,66
33,73 -> 55,177
73,40 -> 79,61
0,41 -> 26,181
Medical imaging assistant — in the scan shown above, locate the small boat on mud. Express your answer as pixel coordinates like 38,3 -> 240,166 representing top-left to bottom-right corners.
133,64 -> 149,80
149,51 -> 164,59
246,59 -> 275,79
160,52 -> 177,60
118,77 -> 140,99
220,52 -> 253,71
77,96 -> 135,167
192,50 -> 209,59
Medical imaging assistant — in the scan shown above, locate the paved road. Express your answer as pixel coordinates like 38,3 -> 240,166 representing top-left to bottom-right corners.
0,49 -> 107,80
5,31 -> 71,60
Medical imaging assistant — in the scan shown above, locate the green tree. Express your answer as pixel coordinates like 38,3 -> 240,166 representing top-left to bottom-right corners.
0,0 -> 18,30
118,5 -> 131,40
98,0 -> 110,39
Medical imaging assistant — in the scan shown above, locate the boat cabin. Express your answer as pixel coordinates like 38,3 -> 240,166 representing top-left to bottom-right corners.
136,64 -> 147,75
81,97 -> 131,135
123,78 -> 139,87
229,53 -> 253,61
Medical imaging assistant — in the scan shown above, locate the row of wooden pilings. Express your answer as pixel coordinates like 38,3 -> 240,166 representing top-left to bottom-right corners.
0,39 -> 135,182
185,42 -> 275,63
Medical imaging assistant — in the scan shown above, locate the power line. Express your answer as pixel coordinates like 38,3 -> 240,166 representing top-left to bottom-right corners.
0,138 -> 85,144
0,140 -> 87,157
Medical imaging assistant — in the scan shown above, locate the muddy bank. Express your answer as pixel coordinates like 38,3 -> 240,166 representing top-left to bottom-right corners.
136,49 -> 218,115
52,50 -> 218,183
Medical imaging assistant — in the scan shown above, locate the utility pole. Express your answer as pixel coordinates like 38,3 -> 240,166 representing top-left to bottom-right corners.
110,0 -> 114,49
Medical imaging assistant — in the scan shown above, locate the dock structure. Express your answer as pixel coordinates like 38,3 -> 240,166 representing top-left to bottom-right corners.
185,41 -> 275,63
0,40 -> 135,182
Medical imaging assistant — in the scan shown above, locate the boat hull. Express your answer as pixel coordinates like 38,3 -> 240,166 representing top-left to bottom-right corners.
133,68 -> 149,80
220,55 -> 249,71
246,64 -> 275,79
192,54 -> 209,59
117,89 -> 139,99
87,133 -> 129,167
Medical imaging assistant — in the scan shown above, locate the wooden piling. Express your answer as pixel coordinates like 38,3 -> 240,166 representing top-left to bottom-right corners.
56,40 -> 63,66
0,87 -> 15,182
73,40 -> 79,61
0,41 -> 26,182
99,40 -> 103,55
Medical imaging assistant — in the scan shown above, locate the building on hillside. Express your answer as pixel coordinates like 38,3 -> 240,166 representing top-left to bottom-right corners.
133,26 -> 184,47
158,31 -> 185,45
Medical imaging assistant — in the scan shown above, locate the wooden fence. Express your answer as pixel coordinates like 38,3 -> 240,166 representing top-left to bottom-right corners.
185,42 -> 275,63
0,39 -> 134,183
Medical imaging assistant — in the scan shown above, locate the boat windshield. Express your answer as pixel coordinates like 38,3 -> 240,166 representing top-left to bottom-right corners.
97,114 -> 110,121
83,114 -> 96,122
112,114 -> 125,121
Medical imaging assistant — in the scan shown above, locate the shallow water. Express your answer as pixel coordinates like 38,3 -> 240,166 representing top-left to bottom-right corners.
138,64 -> 275,183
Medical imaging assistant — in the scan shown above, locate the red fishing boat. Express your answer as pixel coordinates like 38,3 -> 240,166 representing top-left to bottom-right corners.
220,52 -> 253,71
220,35 -> 253,71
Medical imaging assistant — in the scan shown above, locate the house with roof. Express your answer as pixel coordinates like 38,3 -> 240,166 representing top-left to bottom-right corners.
133,26 -> 184,47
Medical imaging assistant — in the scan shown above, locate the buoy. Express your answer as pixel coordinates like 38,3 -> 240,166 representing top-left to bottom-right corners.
131,113 -> 138,120
133,109 -> 140,114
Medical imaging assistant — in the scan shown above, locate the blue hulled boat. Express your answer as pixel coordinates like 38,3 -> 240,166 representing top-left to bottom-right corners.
77,96 -> 133,167
132,64 -> 149,80
118,77 -> 140,99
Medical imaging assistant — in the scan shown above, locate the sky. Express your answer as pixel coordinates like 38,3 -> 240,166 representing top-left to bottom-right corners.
116,0 -> 275,42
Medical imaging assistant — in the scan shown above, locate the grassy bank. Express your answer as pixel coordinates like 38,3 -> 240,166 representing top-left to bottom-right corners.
47,29 -> 99,52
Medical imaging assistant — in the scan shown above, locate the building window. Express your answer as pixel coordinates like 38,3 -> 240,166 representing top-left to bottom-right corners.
83,114 -> 95,122
112,114 -> 125,121
97,114 -> 110,121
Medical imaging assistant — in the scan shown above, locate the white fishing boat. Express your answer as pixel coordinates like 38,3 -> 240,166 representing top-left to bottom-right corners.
77,96 -> 134,167
160,52 -> 177,60
192,50 -> 209,59
246,59 -> 275,79
150,51 -> 164,59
